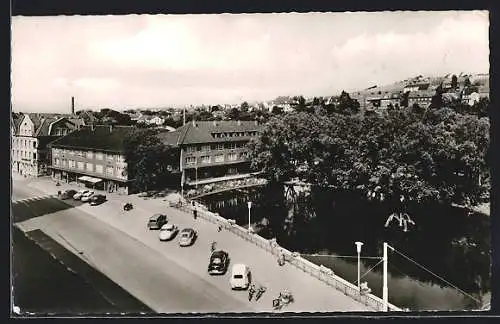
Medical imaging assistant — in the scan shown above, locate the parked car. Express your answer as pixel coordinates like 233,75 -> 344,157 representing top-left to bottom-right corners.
147,214 -> 168,230
60,189 -> 77,200
208,250 -> 230,275
159,223 -> 179,241
230,264 -> 251,290
80,191 -> 95,202
178,228 -> 197,247
89,194 -> 107,206
73,189 -> 89,200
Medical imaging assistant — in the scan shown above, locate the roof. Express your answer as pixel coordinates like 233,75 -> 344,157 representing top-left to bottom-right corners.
48,125 -> 135,153
158,120 -> 262,146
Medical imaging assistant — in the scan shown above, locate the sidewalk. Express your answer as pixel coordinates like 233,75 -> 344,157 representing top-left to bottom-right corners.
26,177 -> 372,312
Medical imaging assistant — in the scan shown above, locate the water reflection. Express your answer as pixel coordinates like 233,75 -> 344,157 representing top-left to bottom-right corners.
198,184 -> 491,310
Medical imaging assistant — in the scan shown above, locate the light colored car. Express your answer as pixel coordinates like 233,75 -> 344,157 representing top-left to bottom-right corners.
178,228 -> 197,247
159,223 -> 179,241
73,189 -> 89,200
80,191 -> 95,202
230,263 -> 251,290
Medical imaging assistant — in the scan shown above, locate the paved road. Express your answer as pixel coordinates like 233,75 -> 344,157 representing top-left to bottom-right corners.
21,177 -> 373,313
12,185 -> 253,313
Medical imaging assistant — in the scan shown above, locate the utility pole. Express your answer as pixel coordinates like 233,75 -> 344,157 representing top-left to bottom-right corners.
383,242 -> 389,312
183,106 -> 186,125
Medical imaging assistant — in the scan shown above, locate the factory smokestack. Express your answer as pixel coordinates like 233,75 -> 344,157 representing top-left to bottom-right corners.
71,96 -> 75,115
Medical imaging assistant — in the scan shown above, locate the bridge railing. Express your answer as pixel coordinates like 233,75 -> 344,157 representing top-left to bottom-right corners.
172,202 -> 402,312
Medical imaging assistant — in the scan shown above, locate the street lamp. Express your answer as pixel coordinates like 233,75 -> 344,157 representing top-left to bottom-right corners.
247,201 -> 252,232
355,241 -> 364,290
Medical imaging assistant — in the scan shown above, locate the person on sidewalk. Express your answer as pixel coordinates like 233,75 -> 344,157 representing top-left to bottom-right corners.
192,201 -> 198,220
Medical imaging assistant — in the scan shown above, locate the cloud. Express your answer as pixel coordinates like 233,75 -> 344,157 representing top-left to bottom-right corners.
11,11 -> 489,112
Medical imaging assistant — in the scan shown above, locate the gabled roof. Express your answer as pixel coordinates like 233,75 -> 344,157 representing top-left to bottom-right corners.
49,125 -> 135,153
158,120 -> 262,146
34,117 -> 58,136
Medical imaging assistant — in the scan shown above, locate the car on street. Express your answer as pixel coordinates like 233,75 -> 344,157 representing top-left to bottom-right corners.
147,214 -> 168,230
89,194 -> 107,206
208,250 -> 230,275
178,228 -> 197,247
73,189 -> 89,200
230,263 -> 251,290
80,191 -> 95,202
159,223 -> 179,241
59,189 -> 77,200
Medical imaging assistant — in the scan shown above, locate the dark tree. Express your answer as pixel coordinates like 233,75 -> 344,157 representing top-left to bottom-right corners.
124,129 -> 179,192
451,75 -> 458,89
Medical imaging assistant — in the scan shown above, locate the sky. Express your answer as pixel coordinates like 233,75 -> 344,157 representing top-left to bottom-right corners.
11,11 -> 489,113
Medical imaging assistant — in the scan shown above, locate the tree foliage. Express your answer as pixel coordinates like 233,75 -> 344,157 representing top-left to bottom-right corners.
124,129 -> 179,192
249,106 -> 490,208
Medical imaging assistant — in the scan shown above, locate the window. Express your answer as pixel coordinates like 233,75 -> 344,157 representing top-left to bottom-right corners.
216,144 -> 224,151
86,163 -> 93,172
33,141 -> 36,148
240,152 -> 249,159
228,153 -> 238,161
82,151 -> 87,158
116,155 -> 125,163
200,156 -> 210,164
107,154 -> 114,162
201,145 -> 211,152
106,166 -> 114,175
116,166 -> 127,178
96,152 -> 104,160
95,164 -> 104,174
214,154 -> 224,163
33,152 -> 37,160
69,160 -> 76,168
87,151 -> 94,159
77,161 -> 85,170
186,157 -> 196,165
226,143 -> 237,150
54,158 -> 60,166
186,145 -> 196,153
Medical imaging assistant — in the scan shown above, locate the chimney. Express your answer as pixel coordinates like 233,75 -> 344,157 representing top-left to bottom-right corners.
71,96 -> 75,115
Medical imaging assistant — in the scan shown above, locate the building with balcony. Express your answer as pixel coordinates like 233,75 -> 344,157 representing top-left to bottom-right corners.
48,125 -> 135,194
11,113 -> 85,177
159,120 -> 262,188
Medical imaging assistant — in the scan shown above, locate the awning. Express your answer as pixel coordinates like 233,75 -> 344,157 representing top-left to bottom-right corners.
87,177 -> 102,184
78,176 -> 92,182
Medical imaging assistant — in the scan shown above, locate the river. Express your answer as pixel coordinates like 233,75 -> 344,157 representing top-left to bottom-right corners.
197,184 -> 491,311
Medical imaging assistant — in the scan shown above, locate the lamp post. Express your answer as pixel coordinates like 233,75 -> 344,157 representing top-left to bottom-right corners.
247,201 -> 252,232
355,241 -> 364,290
383,242 -> 389,312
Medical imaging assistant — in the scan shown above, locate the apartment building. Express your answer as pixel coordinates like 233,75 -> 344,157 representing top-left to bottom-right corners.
48,125 -> 135,194
11,113 -> 84,177
159,120 -> 262,188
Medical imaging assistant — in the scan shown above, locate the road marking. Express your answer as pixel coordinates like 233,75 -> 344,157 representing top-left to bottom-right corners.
12,195 -> 55,205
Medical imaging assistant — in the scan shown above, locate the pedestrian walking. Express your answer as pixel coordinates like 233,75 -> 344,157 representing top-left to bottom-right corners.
193,207 -> 198,220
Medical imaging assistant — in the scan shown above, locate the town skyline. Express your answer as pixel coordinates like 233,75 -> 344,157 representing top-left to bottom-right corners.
12,11 -> 488,113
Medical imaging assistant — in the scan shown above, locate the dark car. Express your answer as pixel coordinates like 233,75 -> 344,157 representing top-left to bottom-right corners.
89,194 -> 107,206
208,250 -> 230,275
59,189 -> 77,200
147,214 -> 168,230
